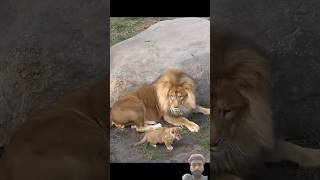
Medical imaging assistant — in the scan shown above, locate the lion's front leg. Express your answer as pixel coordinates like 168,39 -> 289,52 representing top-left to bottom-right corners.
194,105 -> 210,115
266,140 -> 320,167
131,123 -> 162,132
163,114 -> 200,132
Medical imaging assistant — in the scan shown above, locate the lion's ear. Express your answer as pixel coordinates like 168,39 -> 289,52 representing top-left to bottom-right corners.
163,81 -> 172,88
159,81 -> 172,96
183,83 -> 193,91
174,127 -> 182,132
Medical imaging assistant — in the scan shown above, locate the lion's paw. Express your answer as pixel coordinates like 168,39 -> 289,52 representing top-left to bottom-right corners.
203,108 -> 210,115
186,122 -> 200,132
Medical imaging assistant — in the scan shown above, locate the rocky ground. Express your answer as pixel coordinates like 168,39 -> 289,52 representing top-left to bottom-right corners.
110,113 -> 210,163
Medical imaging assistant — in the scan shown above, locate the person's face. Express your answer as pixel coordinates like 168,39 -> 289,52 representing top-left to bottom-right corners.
190,160 -> 204,177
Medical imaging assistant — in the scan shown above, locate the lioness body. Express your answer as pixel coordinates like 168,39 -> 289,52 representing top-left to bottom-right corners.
134,127 -> 182,151
111,70 -> 210,132
0,81 -> 107,180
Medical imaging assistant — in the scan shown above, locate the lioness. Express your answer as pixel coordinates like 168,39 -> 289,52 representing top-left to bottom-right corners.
0,80 -> 107,180
134,127 -> 182,151
110,69 -> 210,132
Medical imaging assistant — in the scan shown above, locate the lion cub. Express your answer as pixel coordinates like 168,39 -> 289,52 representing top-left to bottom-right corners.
134,127 -> 182,151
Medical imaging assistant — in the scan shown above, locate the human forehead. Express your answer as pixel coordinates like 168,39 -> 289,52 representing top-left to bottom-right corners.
191,160 -> 204,165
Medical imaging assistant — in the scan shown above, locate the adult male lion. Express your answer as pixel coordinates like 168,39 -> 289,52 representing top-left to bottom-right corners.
0,80 -> 107,180
110,69 -> 210,132
212,33 -> 320,180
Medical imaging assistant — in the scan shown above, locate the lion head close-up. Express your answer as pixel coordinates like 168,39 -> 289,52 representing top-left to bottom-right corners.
212,34 -> 275,178
154,69 -> 196,117
212,33 -> 320,180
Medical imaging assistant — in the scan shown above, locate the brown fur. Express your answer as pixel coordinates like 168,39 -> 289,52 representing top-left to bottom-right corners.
110,69 -> 210,132
134,127 -> 182,151
0,80 -> 107,180
212,33 -> 320,179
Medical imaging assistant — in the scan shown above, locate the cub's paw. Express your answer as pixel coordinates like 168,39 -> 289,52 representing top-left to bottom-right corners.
166,146 -> 174,151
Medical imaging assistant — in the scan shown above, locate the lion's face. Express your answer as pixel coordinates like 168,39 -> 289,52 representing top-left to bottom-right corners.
170,127 -> 182,140
155,70 -> 196,116
211,78 -> 254,176
167,87 -> 191,116
211,34 -> 275,177
212,77 -> 273,176
212,79 -> 249,148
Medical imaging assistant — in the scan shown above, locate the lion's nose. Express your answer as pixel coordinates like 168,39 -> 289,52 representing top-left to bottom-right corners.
172,103 -> 179,109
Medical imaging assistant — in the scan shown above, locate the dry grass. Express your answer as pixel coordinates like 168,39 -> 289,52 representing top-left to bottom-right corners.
110,17 -> 176,46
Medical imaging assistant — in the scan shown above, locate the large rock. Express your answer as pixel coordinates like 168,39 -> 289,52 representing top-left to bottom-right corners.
110,17 -> 210,107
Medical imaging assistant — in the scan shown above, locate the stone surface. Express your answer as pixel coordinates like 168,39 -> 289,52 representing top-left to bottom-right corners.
110,17 -> 210,107
0,0 -> 107,146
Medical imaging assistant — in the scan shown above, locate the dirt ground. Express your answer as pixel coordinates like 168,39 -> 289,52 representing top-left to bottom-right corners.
110,113 -> 210,163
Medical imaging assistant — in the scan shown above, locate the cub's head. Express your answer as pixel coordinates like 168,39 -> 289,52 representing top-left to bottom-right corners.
169,127 -> 182,141
155,69 -> 196,116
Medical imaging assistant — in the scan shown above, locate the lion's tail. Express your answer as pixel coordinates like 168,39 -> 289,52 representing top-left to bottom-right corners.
134,135 -> 147,146
267,140 -> 320,167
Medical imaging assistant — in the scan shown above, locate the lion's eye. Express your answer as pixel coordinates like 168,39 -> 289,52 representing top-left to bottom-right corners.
224,109 -> 231,113
223,109 -> 233,119
178,96 -> 183,99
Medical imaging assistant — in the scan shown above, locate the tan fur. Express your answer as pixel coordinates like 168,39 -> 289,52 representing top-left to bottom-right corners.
0,80 -> 107,180
267,140 -> 320,167
212,33 -> 320,178
134,127 -> 182,151
110,69 -> 210,132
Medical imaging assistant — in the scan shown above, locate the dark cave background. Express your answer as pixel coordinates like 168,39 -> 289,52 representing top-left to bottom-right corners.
0,0 -> 107,154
